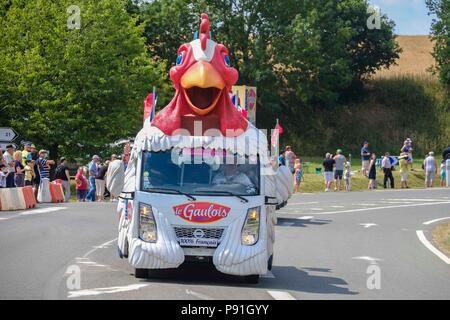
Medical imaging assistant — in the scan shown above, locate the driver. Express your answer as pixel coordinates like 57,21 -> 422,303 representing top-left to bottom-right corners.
212,164 -> 254,188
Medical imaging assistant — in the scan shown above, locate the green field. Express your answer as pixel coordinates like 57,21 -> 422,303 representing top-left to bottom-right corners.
297,157 -> 444,193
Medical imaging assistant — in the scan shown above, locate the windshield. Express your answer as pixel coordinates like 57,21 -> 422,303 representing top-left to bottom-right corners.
141,149 -> 260,196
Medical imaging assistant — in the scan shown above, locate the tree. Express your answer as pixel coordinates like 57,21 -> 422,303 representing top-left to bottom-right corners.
0,0 -> 167,160
276,0 -> 401,106
137,0 -> 400,131
426,0 -> 450,87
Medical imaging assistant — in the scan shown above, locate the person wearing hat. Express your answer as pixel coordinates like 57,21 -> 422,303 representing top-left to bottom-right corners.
2,144 -> 16,188
333,149 -> 347,191
86,155 -> 100,202
55,157 -> 71,202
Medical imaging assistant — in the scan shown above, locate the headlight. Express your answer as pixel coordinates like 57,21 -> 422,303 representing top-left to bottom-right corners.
139,203 -> 157,243
241,207 -> 260,246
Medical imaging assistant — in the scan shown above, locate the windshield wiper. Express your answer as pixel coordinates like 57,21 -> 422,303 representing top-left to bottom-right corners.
146,187 -> 196,201
195,190 -> 249,203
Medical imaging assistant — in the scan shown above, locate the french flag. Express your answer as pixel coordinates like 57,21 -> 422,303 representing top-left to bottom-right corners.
144,87 -> 158,125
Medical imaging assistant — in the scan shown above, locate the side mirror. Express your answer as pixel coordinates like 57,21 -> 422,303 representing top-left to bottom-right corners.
106,160 -> 125,197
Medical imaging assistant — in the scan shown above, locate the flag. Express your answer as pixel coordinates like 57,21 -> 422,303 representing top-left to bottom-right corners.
271,119 -> 283,147
143,87 -> 158,124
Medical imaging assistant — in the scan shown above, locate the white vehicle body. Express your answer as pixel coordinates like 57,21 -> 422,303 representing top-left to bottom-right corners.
111,123 -> 292,279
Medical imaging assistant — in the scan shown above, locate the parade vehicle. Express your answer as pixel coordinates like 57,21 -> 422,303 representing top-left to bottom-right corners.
107,14 -> 292,283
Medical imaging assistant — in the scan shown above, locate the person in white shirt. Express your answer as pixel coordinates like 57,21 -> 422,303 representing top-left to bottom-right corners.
424,151 -> 438,188
381,152 -> 394,189
2,145 -> 15,188
212,165 -> 254,189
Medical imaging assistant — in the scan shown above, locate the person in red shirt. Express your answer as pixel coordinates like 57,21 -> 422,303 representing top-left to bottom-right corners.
75,166 -> 88,202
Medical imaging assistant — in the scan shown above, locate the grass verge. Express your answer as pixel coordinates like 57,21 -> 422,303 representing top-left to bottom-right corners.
432,223 -> 450,257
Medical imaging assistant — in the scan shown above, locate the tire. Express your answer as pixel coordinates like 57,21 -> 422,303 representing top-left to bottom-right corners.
268,255 -> 273,271
244,274 -> 259,284
134,268 -> 148,279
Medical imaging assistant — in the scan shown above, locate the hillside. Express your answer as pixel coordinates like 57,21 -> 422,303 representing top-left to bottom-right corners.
375,35 -> 435,79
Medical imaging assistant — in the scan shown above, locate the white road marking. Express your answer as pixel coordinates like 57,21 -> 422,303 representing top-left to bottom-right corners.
416,230 -> 450,264
310,208 -> 324,211
331,205 -> 345,208
185,289 -> 214,300
297,216 -> 314,220
77,261 -> 107,267
82,238 -> 117,258
20,207 -> 68,215
352,256 -> 382,263
423,217 -> 450,225
285,201 -> 319,205
360,223 -> 378,228
261,271 -> 276,279
306,201 -> 450,215
384,198 -> 447,202
267,290 -> 296,300
353,203 -> 377,206
68,284 -> 148,298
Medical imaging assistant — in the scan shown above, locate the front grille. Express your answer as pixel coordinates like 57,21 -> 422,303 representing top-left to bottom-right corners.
174,227 -> 225,241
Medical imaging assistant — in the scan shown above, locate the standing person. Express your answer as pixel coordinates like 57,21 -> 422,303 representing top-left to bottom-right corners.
293,159 -> 304,193
399,153 -> 409,189
31,146 -> 40,200
401,139 -> 413,170
285,146 -> 297,174
424,151 -> 438,188
36,150 -> 55,202
86,155 -> 100,202
278,151 -> 286,166
344,161 -> 352,191
361,141 -> 371,177
323,153 -> 335,192
3,145 -> 16,188
368,153 -> 377,190
0,164 -> 7,188
24,159 -> 35,187
440,159 -> 446,187
95,161 -> 109,202
333,149 -> 346,191
381,152 -> 395,189
75,167 -> 88,202
21,142 -> 33,166
55,157 -> 71,202
13,151 -> 25,187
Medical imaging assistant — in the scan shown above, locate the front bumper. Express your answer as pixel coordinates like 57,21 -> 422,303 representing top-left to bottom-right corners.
127,206 -> 268,276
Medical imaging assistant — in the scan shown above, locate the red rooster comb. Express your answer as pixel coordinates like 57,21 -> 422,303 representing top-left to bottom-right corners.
199,13 -> 210,50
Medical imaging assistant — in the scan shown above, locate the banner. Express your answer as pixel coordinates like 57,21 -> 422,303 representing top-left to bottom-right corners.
232,85 -> 257,125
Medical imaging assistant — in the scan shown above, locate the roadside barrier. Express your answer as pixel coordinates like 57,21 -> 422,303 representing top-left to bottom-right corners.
50,182 -> 64,203
22,186 -> 37,209
0,187 -> 26,211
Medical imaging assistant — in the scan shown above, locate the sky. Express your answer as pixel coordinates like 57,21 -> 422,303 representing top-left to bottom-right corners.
369,0 -> 434,35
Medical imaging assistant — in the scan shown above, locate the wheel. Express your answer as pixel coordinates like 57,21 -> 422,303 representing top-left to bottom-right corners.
267,254 -> 273,271
244,274 -> 259,284
134,268 -> 148,279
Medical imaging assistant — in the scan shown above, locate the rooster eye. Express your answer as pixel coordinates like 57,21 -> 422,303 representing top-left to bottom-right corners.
224,55 -> 231,66
176,52 -> 184,65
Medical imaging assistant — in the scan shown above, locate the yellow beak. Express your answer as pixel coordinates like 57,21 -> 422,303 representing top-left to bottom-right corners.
181,61 -> 225,90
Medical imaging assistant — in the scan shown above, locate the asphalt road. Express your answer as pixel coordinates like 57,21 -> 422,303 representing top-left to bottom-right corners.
0,188 -> 449,300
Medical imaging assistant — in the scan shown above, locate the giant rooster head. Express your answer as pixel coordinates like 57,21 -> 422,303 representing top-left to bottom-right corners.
151,13 -> 248,137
